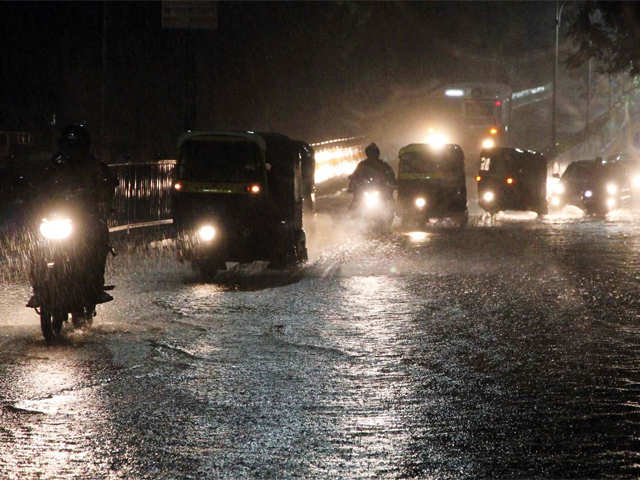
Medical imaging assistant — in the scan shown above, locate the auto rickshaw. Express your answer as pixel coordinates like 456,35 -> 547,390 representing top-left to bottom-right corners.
476,147 -> 547,215
397,143 -> 468,227
172,131 -> 308,274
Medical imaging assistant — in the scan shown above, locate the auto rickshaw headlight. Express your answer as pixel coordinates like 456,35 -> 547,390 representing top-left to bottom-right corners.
40,217 -> 73,240
584,190 -> 593,198
414,197 -> 427,209
606,197 -> 616,209
606,183 -> 617,195
551,196 -> 561,207
481,138 -> 495,149
552,182 -> 565,195
198,225 -> 216,241
482,191 -> 495,202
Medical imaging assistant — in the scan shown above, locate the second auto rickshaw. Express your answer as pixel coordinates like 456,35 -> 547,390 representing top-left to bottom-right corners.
476,147 -> 548,215
397,143 -> 468,227
172,131 -> 309,274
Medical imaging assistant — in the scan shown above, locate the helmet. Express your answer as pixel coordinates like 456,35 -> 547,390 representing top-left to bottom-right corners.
365,142 -> 380,160
59,123 -> 90,149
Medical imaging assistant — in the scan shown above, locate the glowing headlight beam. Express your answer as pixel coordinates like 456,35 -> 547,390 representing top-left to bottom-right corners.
198,225 -> 216,241
481,138 -> 495,149
363,190 -> 380,208
482,191 -> 495,202
606,183 -> 618,195
414,197 -> 426,209
40,218 -> 73,240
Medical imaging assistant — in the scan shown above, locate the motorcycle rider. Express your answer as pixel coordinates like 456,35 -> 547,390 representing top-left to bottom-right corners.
29,123 -> 116,306
348,142 -> 397,194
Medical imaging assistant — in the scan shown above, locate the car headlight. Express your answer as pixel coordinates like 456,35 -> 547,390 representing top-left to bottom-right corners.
482,191 -> 495,202
364,190 -> 380,208
414,197 -> 426,209
584,190 -> 593,198
198,225 -> 216,241
40,217 -> 73,240
606,183 -> 618,195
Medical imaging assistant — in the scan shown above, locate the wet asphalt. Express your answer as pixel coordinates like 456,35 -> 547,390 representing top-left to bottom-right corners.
1,207 -> 640,479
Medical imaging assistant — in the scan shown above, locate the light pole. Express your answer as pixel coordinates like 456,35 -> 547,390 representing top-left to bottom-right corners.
552,0 -> 566,154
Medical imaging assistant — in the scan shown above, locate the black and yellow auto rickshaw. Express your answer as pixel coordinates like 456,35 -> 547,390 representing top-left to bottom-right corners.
397,143 -> 468,227
172,131 -> 309,274
476,147 -> 548,215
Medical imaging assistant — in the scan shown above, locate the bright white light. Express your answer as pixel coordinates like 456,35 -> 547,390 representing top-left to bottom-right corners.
482,191 -> 495,202
584,190 -> 593,198
414,197 -> 427,208
407,231 -> 429,242
198,225 -> 216,241
481,138 -> 495,149
606,183 -> 618,195
606,197 -> 616,209
425,131 -> 448,149
363,190 -> 380,208
445,89 -> 464,97
552,182 -> 565,195
551,196 -> 561,207
632,175 -> 640,189
40,217 -> 72,240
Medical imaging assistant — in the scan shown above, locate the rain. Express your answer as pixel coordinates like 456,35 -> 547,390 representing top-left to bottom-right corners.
2,2 -> 640,479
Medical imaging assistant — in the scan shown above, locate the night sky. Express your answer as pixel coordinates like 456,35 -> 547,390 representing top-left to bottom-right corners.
0,1 -> 555,160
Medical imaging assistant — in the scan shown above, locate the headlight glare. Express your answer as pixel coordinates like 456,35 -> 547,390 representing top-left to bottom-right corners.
606,183 -> 617,195
198,225 -> 216,241
40,217 -> 73,240
414,197 -> 427,208
482,191 -> 495,202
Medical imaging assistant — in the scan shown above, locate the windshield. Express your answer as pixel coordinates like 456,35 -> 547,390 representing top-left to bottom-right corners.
563,162 -> 595,181
400,150 -> 462,176
178,139 -> 262,182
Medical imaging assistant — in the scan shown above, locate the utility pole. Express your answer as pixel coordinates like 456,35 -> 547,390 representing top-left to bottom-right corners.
101,1 -> 109,162
586,57 -> 591,146
552,0 -> 566,154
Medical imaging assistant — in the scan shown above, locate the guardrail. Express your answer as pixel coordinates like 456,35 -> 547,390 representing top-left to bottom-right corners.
107,160 -> 176,233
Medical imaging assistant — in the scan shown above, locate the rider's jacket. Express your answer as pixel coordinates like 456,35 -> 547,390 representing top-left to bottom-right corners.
348,158 -> 397,192
45,151 -> 116,219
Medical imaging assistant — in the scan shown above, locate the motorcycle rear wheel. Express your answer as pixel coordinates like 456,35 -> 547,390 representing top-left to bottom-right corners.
40,309 -> 65,344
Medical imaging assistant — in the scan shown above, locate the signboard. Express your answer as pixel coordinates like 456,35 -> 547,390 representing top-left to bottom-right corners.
162,1 -> 217,30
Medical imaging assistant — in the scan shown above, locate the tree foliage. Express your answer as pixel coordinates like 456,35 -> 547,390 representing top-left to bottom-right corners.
566,1 -> 640,75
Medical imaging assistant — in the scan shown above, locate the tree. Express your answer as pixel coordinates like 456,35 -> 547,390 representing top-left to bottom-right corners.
566,1 -> 640,75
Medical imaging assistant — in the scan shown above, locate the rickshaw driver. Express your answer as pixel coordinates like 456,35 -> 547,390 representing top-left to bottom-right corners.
348,142 -> 397,195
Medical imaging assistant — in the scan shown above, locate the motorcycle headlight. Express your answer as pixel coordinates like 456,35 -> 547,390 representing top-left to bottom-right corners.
198,225 -> 216,241
551,196 -> 561,206
414,197 -> 427,209
482,191 -> 495,202
584,190 -> 593,198
606,183 -> 617,195
606,197 -> 616,209
632,175 -> 640,189
363,190 -> 380,208
40,217 -> 73,240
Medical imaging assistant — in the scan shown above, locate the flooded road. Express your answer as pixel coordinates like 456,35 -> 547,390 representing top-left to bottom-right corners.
1,210 -> 640,479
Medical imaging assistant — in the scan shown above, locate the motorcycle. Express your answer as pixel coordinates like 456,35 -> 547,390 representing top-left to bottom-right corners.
349,176 -> 395,234
27,187 -> 114,343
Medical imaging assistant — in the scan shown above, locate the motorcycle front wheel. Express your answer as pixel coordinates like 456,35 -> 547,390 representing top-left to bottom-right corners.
40,308 -> 66,344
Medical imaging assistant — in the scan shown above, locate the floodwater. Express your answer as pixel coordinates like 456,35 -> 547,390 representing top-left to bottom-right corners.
1,206 -> 640,479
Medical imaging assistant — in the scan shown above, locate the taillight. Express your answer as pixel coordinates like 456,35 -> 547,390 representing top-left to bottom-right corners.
248,184 -> 261,194
506,177 -> 514,185
475,175 -> 482,182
